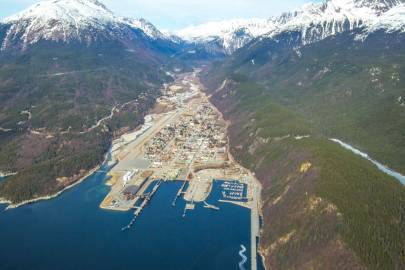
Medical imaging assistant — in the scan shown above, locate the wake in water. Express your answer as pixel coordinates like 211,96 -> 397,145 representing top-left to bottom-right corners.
238,244 -> 247,270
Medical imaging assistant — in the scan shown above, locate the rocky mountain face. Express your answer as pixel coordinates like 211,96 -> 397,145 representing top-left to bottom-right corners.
266,0 -> 404,45
200,1 -> 405,268
3,0 -> 402,56
176,19 -> 277,55
355,0 -> 403,12
0,0 -> 177,51
0,0 -> 186,203
0,0 -> 404,269
202,26 -> 405,270
177,0 -> 404,55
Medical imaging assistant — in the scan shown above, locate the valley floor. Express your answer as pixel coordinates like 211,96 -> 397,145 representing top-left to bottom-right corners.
96,70 -> 263,269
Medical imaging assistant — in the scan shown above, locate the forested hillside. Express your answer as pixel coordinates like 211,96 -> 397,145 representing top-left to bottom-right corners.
202,30 -> 405,269
0,35 -> 184,203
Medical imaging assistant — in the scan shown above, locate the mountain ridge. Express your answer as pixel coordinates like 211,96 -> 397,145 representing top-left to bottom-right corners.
201,28 -> 405,270
0,0 -> 177,51
0,1 -> 404,269
2,0 -> 403,54
176,0 -> 404,54
0,0 -> 186,204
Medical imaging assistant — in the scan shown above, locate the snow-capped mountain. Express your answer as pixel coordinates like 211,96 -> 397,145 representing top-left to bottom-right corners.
266,0 -> 404,44
124,18 -> 169,41
177,0 -> 404,54
1,0 -> 403,54
176,19 -> 278,54
365,2 -> 405,33
0,0 -> 172,50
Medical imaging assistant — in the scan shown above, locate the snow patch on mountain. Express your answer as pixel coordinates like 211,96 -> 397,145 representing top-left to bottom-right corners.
177,19 -> 278,54
366,3 -> 405,33
125,18 -> 165,40
267,0 -> 405,44
177,0 -> 405,54
177,19 -> 277,41
0,0 -> 171,50
3,0 -> 116,24
1,0 -> 403,53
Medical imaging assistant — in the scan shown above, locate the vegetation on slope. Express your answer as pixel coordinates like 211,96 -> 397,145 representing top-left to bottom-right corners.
0,40 -> 182,203
206,30 -> 405,174
202,52 -> 405,269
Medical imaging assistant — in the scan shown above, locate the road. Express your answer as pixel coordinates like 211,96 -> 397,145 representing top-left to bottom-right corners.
79,105 -> 118,134
111,109 -> 182,172
101,70 -> 263,270
250,179 -> 261,270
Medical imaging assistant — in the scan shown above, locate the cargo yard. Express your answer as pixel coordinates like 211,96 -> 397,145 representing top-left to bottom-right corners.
100,70 -> 261,269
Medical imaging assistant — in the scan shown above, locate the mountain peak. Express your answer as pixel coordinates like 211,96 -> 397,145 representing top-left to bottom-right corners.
3,0 -> 116,24
331,0 -> 403,13
176,19 -> 277,54
177,19 -> 275,41
265,0 -> 404,43
0,0 -> 172,50
0,0 -> 123,50
176,0 -> 404,54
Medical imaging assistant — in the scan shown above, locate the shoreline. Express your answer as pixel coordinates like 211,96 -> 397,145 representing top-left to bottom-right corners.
203,79 -> 266,270
0,90 -> 160,211
1,157 -> 107,210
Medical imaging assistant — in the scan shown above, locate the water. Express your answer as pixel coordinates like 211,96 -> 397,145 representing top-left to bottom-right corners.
0,166 -> 251,270
238,245 -> 248,270
331,139 -> 405,185
217,180 -> 249,202
256,214 -> 266,270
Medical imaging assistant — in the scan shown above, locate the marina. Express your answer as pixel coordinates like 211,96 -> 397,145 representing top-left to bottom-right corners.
220,180 -> 248,201
95,71 -> 262,270
0,70 -> 263,270
0,167 -> 252,270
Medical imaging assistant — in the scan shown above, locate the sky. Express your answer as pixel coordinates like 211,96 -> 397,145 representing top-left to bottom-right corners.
0,0 -> 320,30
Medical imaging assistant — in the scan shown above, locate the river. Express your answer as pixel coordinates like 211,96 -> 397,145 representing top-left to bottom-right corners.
331,139 -> 405,185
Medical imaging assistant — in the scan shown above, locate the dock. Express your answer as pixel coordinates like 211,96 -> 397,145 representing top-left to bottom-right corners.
203,201 -> 219,210
121,180 -> 163,231
172,180 -> 188,206
101,70 -> 262,270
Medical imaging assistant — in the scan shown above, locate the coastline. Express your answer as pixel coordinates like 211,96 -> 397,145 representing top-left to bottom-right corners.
203,80 -> 266,270
0,198 -> 12,205
1,159 -> 106,211
258,247 -> 267,270
224,114 -> 267,270
0,92 -> 158,211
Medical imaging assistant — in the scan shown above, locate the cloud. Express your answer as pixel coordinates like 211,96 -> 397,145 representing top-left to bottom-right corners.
0,0 -> 318,30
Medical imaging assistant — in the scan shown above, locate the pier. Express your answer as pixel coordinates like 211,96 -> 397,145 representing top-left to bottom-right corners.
203,201 -> 219,210
182,202 -> 195,218
172,180 -> 188,206
100,70 -> 261,269
122,180 -> 163,231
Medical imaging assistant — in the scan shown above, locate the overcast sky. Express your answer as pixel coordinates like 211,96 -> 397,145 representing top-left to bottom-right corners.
0,0 -> 319,30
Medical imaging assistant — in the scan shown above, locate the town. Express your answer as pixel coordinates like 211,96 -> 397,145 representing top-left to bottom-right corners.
99,70 -> 261,268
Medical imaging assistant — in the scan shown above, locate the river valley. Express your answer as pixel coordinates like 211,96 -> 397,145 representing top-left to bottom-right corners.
0,71 -> 264,270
